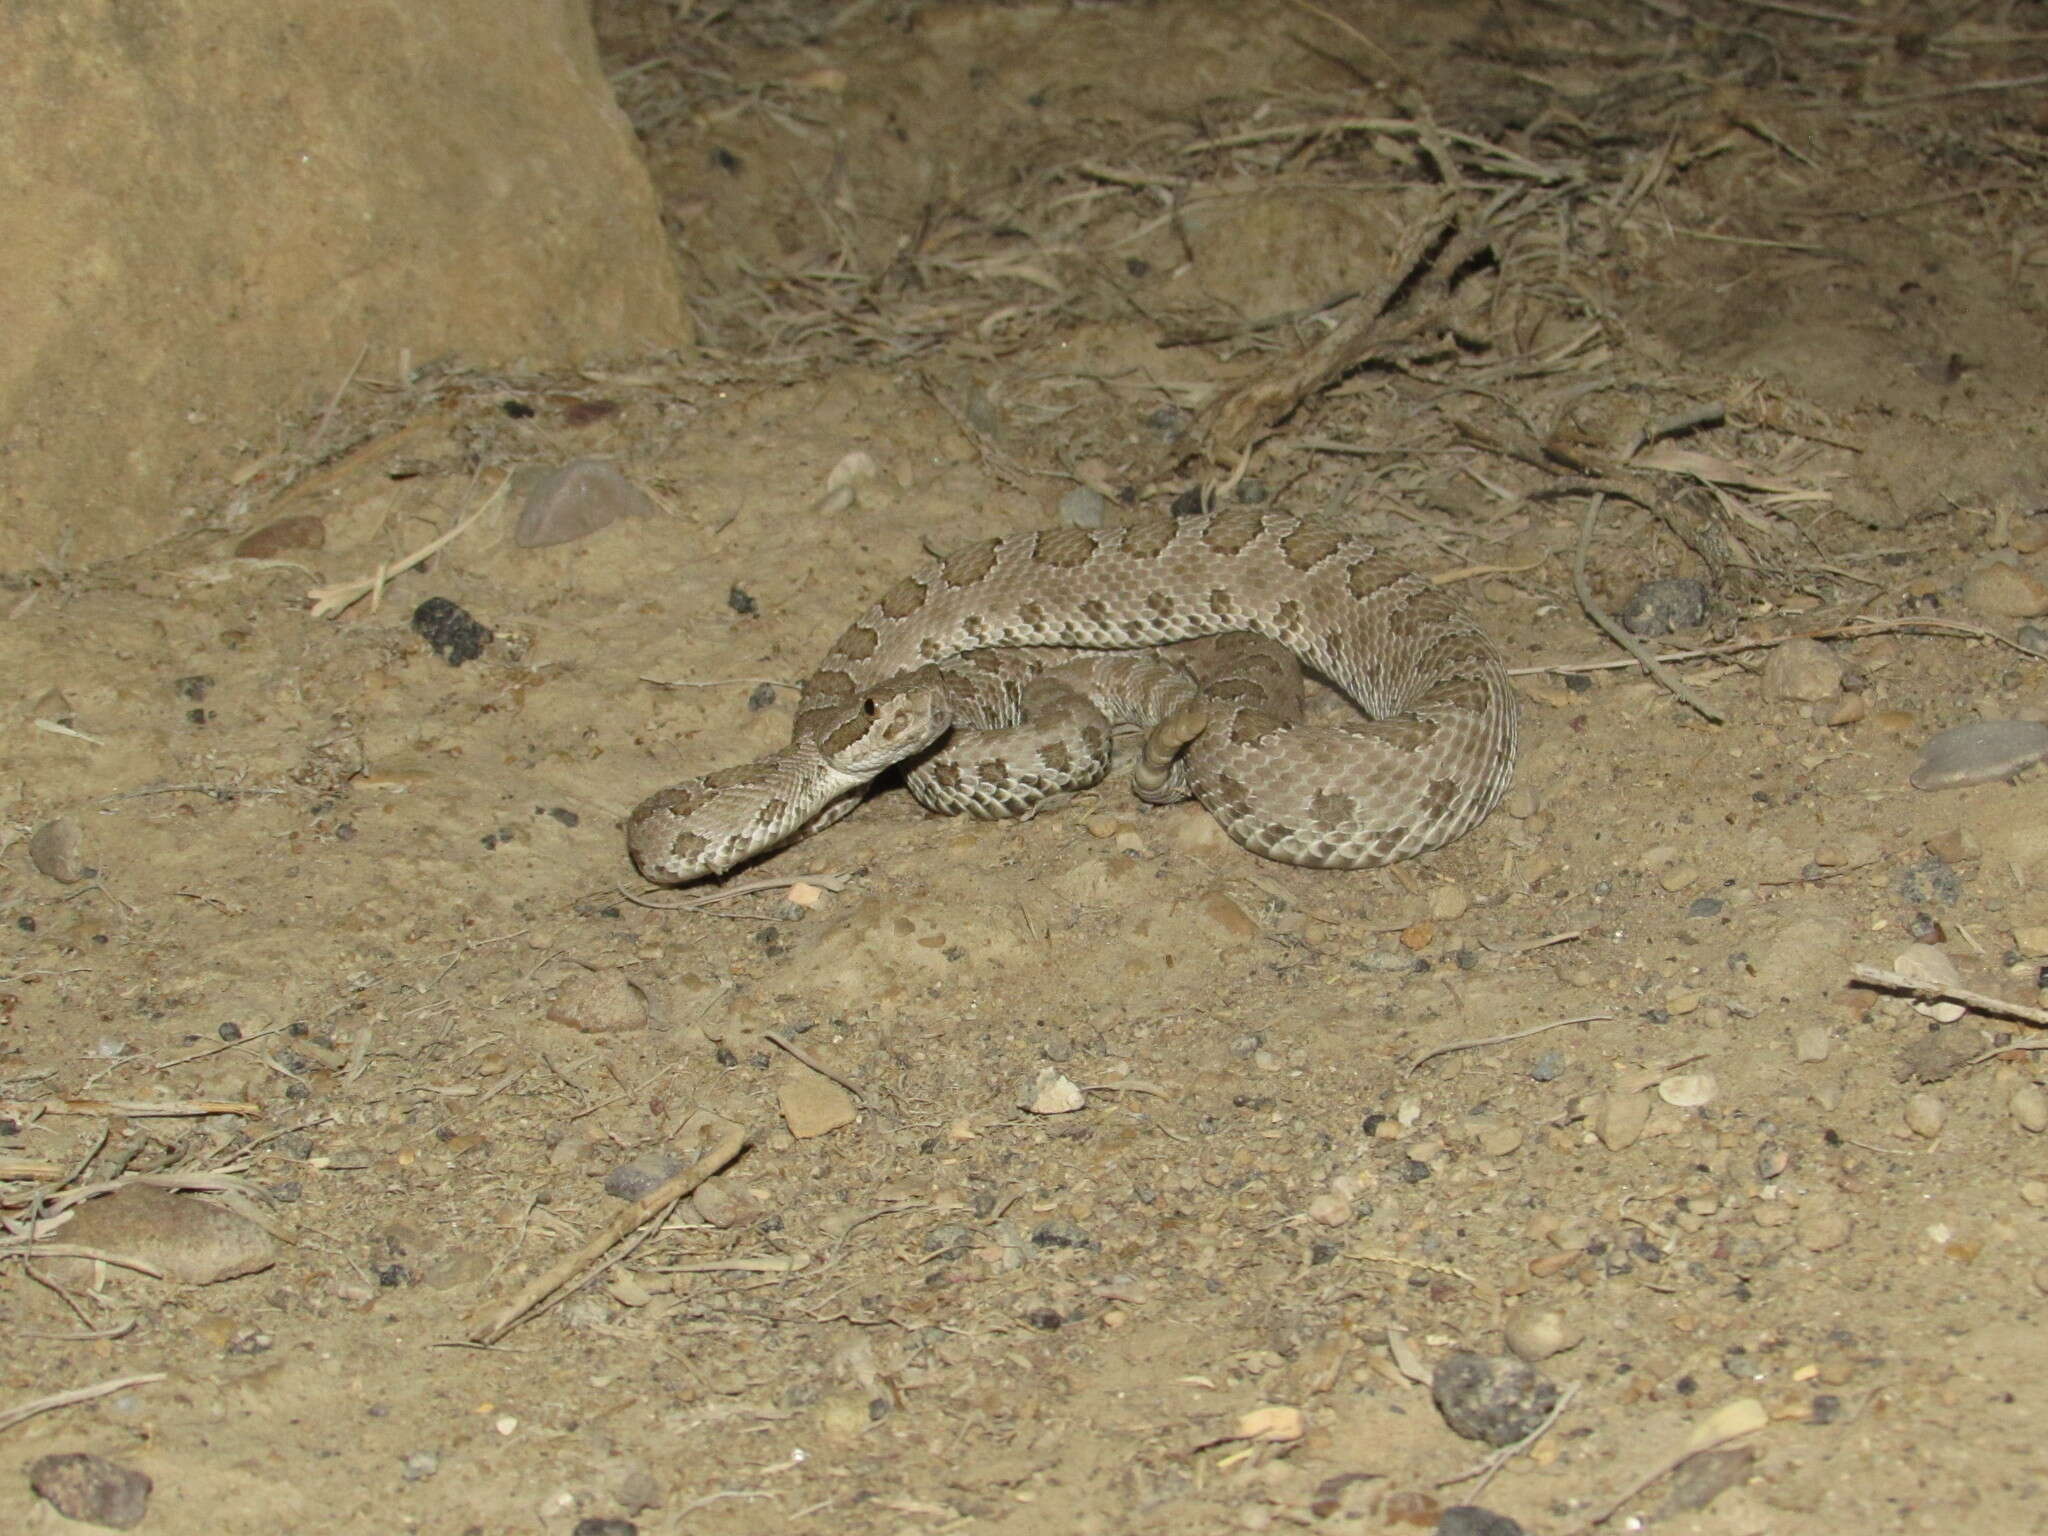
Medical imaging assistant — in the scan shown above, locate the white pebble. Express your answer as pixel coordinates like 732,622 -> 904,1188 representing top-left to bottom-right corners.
2012,1084 -> 2048,1134
1306,1194 -> 1353,1227
1905,1093 -> 1947,1139
1792,1026 -> 1832,1063
1657,1072 -> 1717,1108
1503,1305 -> 1580,1362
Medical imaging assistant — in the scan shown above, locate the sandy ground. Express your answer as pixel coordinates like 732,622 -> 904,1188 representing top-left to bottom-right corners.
7,2 -> 2048,1532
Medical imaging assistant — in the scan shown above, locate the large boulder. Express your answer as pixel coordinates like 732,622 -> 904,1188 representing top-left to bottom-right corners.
1,0 -> 689,564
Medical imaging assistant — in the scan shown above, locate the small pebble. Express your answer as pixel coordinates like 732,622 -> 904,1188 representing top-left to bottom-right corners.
401,1450 -> 440,1482
514,459 -> 657,548
1477,1124 -> 1524,1157
1799,1211 -> 1852,1252
1593,1090 -> 1650,1151
1057,486 -> 1108,529
2011,1084 -> 2048,1134
1435,1508 -> 1526,1536
1306,1193 -> 1352,1227
1892,943 -> 1961,989
546,971 -> 650,1034
1795,1028 -> 1834,1065
1619,577 -> 1709,637
1431,1353 -> 1559,1446
29,1453 -> 152,1530
1024,1068 -> 1087,1115
1910,719 -> 2048,790
233,513 -> 326,558
1502,1305 -> 1579,1363
603,1154 -> 684,1201
1961,562 -> 2048,618
1924,828 -> 1980,865
2012,515 -> 2048,556
1905,1093 -> 1948,1139
1659,862 -> 1699,893
1762,638 -> 1843,702
1664,1447 -> 1758,1514
1658,1072 -> 1716,1108
780,1071 -> 859,1137
688,1176 -> 758,1229
1814,692 -> 1867,727
28,817 -> 88,883
1897,858 -> 1961,909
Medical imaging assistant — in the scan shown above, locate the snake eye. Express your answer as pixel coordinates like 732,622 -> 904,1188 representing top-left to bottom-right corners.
861,698 -> 878,717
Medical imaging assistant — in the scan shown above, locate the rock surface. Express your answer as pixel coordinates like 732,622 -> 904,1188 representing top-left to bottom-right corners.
0,0 -> 688,562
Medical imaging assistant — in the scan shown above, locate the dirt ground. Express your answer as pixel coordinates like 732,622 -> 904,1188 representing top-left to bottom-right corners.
7,1 -> 2048,1532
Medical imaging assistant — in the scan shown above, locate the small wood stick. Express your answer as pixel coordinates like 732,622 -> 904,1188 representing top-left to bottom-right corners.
0,1098 -> 261,1119
306,478 -> 505,619
1849,964 -> 2048,1029
1404,1013 -> 1614,1076
466,1123 -> 746,1345
0,1373 -> 167,1437
765,1032 -> 867,1105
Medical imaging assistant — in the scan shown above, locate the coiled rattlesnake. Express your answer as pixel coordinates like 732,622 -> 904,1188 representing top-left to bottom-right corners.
628,507 -> 1518,882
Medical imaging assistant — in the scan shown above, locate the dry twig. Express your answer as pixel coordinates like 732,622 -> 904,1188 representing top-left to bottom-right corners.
0,1373 -> 166,1437
467,1121 -> 746,1345
1850,964 -> 2048,1030
1404,1013 -> 1615,1076
306,478 -> 505,619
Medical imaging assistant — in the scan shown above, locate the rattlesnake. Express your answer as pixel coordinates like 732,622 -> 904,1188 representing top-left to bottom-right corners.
628,506 -> 1518,883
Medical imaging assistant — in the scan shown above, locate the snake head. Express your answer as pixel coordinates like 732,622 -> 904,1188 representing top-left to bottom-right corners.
816,682 -> 952,776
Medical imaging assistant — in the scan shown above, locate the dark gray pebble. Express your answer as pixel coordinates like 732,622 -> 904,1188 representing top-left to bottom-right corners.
29,1453 -> 152,1530
411,597 -> 492,666
1896,857 -> 1960,908
1436,1506 -> 1526,1536
1619,577 -> 1709,636
1432,1352 -> 1559,1446
1662,1445 -> 1757,1514
603,1153 -> 685,1200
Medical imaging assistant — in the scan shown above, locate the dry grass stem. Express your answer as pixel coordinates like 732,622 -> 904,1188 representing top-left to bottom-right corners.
306,477 -> 506,619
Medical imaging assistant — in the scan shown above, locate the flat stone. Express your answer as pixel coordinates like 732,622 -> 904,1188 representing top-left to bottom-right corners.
28,816 -> 87,882
515,459 -> 657,547
233,514 -> 326,557
779,1070 -> 857,1139
1910,720 -> 2048,789
547,970 -> 650,1033
29,1453 -> 152,1530
1962,562 -> 2048,618
1762,638 -> 1842,702
54,1184 -> 275,1286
